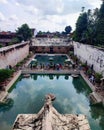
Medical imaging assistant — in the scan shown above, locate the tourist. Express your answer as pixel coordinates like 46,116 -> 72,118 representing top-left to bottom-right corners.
9,65 -> 12,69
89,75 -> 95,84
59,64 -> 62,70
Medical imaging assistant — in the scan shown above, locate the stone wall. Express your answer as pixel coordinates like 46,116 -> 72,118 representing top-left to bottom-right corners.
30,46 -> 69,53
74,42 -> 104,76
0,42 -> 29,69
30,38 -> 71,53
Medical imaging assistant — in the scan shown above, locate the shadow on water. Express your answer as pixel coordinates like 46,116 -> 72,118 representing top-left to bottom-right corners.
72,76 -> 104,130
72,76 -> 92,96
90,105 -> 104,120
90,105 -> 104,130
0,98 -> 14,112
8,76 -> 22,93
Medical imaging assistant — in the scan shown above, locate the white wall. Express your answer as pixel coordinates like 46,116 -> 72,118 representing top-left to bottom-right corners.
0,43 -> 29,68
74,42 -> 104,76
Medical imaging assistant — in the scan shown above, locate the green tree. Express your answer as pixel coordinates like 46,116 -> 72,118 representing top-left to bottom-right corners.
73,7 -> 99,45
16,24 -> 32,42
84,9 -> 98,45
73,12 -> 88,42
0,69 -> 14,83
38,31 -> 43,35
65,25 -> 72,34
96,1 -> 104,46
11,37 -> 19,43
0,43 -> 3,48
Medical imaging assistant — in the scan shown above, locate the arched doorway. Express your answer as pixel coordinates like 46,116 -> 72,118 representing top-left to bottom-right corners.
50,46 -> 53,53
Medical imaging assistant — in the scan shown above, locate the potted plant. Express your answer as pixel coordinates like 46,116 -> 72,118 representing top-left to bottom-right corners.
95,72 -> 103,84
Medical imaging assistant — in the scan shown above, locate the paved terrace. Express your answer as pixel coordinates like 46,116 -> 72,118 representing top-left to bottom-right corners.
32,38 -> 71,46
22,68 -> 80,75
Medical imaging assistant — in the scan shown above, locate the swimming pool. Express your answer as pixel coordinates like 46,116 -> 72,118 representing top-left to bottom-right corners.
0,74 -> 104,130
32,54 -> 68,65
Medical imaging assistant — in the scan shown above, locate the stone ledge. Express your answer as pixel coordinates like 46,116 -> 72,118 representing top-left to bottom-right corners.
0,71 -> 21,103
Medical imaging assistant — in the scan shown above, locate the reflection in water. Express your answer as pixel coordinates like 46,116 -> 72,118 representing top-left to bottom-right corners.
65,75 -> 69,80
90,106 -> 104,129
49,74 -> 54,80
72,76 -> 92,96
0,98 -> 14,112
90,106 -> 104,119
35,55 -> 67,65
33,74 -> 38,80
56,75 -> 59,80
99,116 -> 104,130
0,74 -> 104,130
72,76 -> 104,130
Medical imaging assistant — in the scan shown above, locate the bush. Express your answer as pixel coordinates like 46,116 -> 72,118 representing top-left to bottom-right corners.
16,63 -> 21,67
95,72 -> 103,83
81,63 -> 87,67
0,69 -> 14,83
87,69 -> 92,76
69,51 -> 74,56
8,42 -> 13,46
0,44 -> 3,48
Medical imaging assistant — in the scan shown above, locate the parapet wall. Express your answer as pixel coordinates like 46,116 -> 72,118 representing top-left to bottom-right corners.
74,42 -> 104,76
30,38 -> 71,53
0,42 -> 29,69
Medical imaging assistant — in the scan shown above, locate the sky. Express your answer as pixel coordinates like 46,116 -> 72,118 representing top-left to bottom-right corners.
0,0 -> 102,32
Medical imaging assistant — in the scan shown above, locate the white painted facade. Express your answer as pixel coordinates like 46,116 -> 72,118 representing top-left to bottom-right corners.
0,43 -> 29,69
74,42 -> 104,76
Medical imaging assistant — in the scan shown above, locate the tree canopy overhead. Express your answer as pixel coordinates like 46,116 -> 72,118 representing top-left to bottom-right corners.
96,1 -> 104,45
73,0 -> 104,46
16,24 -> 32,42
74,12 -> 88,42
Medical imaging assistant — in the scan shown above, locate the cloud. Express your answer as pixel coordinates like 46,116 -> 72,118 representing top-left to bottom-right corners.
0,0 -> 102,31
25,5 -> 42,16
36,13 -> 79,31
15,2 -> 20,6
0,12 -> 5,21
0,0 -> 8,4
9,14 -> 18,21
87,0 -> 102,8
16,0 -> 92,15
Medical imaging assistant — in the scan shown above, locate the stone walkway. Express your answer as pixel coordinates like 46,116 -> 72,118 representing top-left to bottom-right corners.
80,71 -> 104,105
0,71 -> 21,103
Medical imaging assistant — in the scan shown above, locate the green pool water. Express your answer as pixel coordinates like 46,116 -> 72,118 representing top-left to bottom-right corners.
33,54 -> 68,65
0,74 -> 104,130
